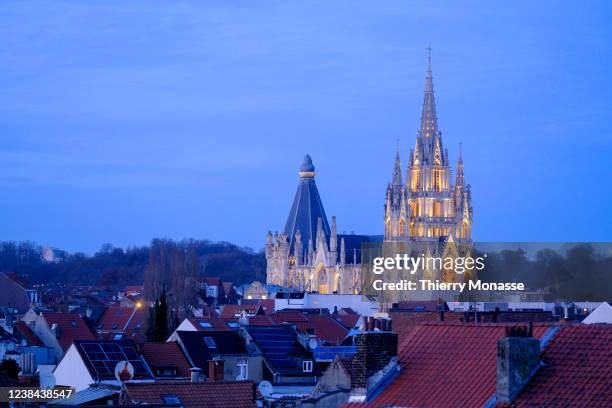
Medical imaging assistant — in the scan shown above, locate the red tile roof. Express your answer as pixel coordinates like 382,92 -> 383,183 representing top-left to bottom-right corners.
203,277 -> 221,285
140,342 -> 192,378
98,306 -> 146,343
510,325 -> 612,407
13,321 -> 42,346
3,272 -> 30,288
42,312 -> 97,351
124,285 -> 144,295
389,310 -> 558,344
271,310 -> 309,324
121,381 -> 257,407
240,299 -> 275,313
333,314 -> 360,330
305,315 -> 349,344
220,302 -> 272,319
259,299 -> 275,313
388,310 -> 465,342
220,305 -> 258,319
101,306 -> 144,331
247,315 -> 276,326
222,282 -> 234,295
99,306 -> 135,331
338,307 -> 358,315
348,322 -> 554,408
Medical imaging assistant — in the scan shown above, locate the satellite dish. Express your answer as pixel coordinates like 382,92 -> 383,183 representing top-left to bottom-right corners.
258,381 -> 273,398
114,361 -> 135,382
6,343 -> 15,352
308,338 -> 318,350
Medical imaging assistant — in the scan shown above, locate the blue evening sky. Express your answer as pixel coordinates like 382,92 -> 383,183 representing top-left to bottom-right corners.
1,1 -> 610,253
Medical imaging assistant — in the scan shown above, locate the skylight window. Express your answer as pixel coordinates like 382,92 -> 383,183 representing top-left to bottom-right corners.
203,336 -> 217,348
199,322 -> 213,328
161,394 -> 182,405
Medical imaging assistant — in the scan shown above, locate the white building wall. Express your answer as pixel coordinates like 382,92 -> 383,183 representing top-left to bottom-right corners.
167,319 -> 198,341
32,316 -> 64,363
277,294 -> 378,316
52,345 -> 94,392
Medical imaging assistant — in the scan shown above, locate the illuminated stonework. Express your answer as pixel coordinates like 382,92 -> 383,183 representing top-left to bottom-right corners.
267,53 -> 473,294
385,52 -> 473,243
265,155 -> 363,294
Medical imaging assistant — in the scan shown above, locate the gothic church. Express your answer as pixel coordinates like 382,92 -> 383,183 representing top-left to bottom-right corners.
266,53 -> 473,294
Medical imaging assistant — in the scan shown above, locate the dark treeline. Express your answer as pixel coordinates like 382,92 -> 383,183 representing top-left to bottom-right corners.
477,244 -> 612,301
0,239 -> 266,290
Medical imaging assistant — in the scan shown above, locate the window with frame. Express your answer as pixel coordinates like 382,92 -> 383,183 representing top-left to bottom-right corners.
302,360 -> 313,373
237,359 -> 248,380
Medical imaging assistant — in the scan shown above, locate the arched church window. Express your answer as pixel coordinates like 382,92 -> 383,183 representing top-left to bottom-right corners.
319,270 -> 327,283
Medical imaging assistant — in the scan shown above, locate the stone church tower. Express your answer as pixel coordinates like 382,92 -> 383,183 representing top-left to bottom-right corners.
385,51 -> 473,244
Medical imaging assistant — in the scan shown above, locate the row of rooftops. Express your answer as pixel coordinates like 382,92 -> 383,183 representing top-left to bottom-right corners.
8,318 -> 612,406
2,276 -> 612,407
22,320 -> 610,408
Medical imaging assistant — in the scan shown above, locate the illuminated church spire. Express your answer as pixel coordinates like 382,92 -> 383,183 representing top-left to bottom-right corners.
385,142 -> 408,240
420,46 -> 439,139
392,140 -> 403,187
404,48 -> 472,243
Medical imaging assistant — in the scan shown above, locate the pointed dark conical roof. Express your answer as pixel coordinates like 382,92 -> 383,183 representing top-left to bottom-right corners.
284,155 -> 331,252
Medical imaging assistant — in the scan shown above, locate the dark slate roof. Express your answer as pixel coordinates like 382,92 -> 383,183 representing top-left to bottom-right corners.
284,155 -> 330,251
338,234 -> 383,264
244,325 -> 312,376
176,330 -> 247,370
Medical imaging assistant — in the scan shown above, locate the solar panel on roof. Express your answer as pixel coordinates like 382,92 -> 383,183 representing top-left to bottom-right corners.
119,345 -> 139,360
81,343 -> 99,352
246,326 -> 312,372
101,343 -> 121,353
77,341 -> 152,381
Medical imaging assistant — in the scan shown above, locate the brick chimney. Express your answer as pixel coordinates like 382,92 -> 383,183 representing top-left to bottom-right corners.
351,330 -> 398,388
496,324 -> 540,403
208,360 -> 224,381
